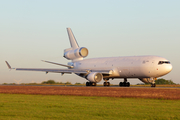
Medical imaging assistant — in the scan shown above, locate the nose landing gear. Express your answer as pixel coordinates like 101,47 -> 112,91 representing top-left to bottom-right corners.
151,83 -> 156,87
149,77 -> 156,87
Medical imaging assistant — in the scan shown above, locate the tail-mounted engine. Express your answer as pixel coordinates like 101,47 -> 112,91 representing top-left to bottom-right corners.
64,47 -> 88,60
86,72 -> 103,83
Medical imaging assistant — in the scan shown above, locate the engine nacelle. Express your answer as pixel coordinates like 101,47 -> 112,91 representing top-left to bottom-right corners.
87,72 -> 103,83
64,47 -> 88,60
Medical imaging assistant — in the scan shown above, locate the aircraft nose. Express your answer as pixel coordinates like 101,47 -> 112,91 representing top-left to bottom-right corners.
166,64 -> 172,73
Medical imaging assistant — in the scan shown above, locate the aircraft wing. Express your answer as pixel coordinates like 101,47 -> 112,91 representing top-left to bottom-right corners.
5,61 -> 112,75
15,68 -> 112,74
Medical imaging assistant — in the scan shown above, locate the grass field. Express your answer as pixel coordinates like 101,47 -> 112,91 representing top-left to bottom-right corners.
0,94 -> 180,120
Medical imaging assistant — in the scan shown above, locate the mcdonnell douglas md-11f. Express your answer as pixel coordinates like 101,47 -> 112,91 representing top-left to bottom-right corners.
5,28 -> 172,87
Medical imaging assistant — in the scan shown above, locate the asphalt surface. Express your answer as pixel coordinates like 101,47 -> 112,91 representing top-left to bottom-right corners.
0,84 -> 180,89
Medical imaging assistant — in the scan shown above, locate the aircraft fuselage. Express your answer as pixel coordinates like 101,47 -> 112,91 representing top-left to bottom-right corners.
73,55 -> 172,79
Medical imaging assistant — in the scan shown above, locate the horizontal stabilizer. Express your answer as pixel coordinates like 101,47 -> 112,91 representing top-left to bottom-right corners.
42,60 -> 74,68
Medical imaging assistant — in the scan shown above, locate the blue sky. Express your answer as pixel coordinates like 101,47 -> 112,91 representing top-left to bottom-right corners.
0,0 -> 180,84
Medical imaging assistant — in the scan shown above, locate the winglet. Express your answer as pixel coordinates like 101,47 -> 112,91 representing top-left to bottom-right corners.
5,61 -> 12,69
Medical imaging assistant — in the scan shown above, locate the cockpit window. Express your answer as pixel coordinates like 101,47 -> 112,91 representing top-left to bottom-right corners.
158,61 -> 170,65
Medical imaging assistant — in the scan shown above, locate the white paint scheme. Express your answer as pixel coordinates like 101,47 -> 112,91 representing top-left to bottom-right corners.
5,28 -> 172,86
73,56 -> 172,79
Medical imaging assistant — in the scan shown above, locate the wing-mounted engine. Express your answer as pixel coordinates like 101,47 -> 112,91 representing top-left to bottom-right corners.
64,47 -> 88,60
86,72 -> 103,83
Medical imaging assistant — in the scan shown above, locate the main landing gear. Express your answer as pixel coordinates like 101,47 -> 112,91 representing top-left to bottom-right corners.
86,81 -> 110,86
86,82 -> 96,86
119,78 -> 130,87
103,78 -> 110,86
104,82 -> 110,86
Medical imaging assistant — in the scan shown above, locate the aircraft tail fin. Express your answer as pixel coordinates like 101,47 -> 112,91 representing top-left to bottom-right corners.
64,28 -> 88,61
67,28 -> 79,49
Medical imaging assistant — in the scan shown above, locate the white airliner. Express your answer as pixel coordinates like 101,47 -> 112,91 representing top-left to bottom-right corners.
5,28 -> 172,87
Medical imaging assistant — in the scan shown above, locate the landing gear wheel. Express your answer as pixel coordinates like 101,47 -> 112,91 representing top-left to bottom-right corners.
86,82 -> 90,86
91,82 -> 96,86
119,82 -> 130,87
126,82 -> 130,87
86,82 -> 96,86
104,82 -> 110,86
119,82 -> 123,87
151,84 -> 156,87
104,82 -> 107,86
107,82 -> 110,86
